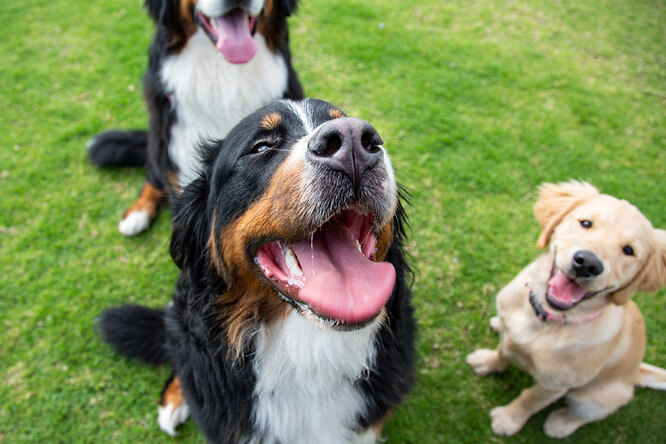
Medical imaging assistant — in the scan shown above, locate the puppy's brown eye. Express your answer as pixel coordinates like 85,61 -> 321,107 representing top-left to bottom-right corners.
580,220 -> 592,229
622,245 -> 635,256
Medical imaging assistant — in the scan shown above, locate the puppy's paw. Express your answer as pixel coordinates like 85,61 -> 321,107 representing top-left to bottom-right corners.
466,349 -> 501,376
544,408 -> 582,439
118,210 -> 150,236
491,406 -> 525,436
489,316 -> 501,333
158,401 -> 190,437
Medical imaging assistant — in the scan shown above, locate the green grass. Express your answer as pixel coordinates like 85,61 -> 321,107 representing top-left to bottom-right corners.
1,0 -> 665,442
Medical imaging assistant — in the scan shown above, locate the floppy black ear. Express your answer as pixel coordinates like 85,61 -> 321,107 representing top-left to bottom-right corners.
279,0 -> 299,16
144,0 -> 178,24
170,175 -> 212,271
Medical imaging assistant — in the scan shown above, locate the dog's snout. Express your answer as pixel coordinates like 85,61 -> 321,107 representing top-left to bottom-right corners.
307,117 -> 383,189
573,250 -> 604,278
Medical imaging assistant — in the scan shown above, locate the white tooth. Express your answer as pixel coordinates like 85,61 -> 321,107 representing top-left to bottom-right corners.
284,246 -> 303,277
354,239 -> 362,253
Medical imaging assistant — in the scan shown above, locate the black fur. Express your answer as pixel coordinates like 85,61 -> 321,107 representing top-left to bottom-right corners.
88,0 -> 304,222
98,305 -> 169,365
100,99 -> 415,442
88,130 -> 148,167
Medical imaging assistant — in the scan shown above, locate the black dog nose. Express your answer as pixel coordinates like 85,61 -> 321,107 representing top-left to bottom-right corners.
572,250 -> 604,277
307,117 -> 383,189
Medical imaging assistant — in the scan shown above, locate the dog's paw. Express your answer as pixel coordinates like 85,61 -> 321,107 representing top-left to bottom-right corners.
544,408 -> 582,439
118,210 -> 150,236
489,316 -> 501,333
491,406 -> 525,436
466,349 -> 501,376
158,401 -> 190,437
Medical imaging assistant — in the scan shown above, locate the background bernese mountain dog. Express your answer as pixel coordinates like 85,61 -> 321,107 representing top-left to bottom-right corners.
87,0 -> 303,236
99,99 -> 415,443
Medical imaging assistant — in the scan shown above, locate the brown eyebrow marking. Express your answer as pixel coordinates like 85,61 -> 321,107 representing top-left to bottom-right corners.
261,112 -> 282,130
329,108 -> 344,119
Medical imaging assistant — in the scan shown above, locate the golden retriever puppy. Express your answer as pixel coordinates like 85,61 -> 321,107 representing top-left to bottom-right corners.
467,180 -> 666,438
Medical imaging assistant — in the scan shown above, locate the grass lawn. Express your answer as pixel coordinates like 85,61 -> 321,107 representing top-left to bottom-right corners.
1,0 -> 664,442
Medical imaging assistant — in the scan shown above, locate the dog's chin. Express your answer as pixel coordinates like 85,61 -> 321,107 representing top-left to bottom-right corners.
277,292 -> 385,331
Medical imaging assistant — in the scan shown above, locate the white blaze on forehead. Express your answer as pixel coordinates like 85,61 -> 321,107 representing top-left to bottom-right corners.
281,100 -> 399,221
197,0 -> 264,17
288,100 -> 315,133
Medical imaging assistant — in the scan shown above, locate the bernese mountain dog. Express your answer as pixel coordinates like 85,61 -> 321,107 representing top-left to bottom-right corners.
88,0 -> 303,236
99,99 -> 415,443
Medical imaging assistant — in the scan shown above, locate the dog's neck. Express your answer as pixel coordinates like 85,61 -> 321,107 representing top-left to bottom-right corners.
250,311 -> 380,442
528,289 -> 606,324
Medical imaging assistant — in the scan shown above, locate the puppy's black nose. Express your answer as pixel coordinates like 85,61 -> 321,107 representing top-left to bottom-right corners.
573,250 -> 604,277
307,117 -> 383,189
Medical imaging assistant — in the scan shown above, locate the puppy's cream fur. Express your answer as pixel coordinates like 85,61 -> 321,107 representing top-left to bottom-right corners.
468,181 -> 666,438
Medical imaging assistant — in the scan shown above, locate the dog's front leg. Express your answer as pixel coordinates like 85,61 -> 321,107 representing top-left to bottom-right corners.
466,349 -> 509,376
491,384 -> 566,436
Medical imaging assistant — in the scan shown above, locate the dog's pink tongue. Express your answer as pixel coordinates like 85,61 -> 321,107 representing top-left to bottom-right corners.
214,9 -> 257,64
548,270 -> 587,307
291,226 -> 395,324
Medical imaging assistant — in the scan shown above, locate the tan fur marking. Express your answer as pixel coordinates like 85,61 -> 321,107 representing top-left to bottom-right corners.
210,161 -> 309,355
207,212 -> 230,280
180,0 -> 198,26
166,170 -> 181,195
257,0 -> 281,53
372,417 -> 387,439
329,108 -> 344,119
374,224 -> 393,263
261,112 -> 282,130
173,0 -> 199,48
122,182 -> 166,221
159,376 -> 185,408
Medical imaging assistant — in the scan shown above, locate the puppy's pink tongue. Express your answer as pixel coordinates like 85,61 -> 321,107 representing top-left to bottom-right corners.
548,270 -> 587,307
215,9 -> 257,64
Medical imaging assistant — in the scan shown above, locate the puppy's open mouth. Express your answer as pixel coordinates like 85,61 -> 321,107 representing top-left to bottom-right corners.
255,205 -> 396,327
195,7 -> 259,64
546,265 -> 603,311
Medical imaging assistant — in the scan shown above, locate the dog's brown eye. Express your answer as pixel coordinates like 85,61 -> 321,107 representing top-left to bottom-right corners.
622,245 -> 635,256
580,220 -> 592,229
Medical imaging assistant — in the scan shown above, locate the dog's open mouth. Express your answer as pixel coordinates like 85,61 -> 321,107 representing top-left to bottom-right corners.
255,205 -> 396,326
195,7 -> 259,64
547,268 -> 596,311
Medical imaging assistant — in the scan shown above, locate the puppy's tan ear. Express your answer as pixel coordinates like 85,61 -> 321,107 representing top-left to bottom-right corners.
613,229 -> 666,305
533,181 -> 599,249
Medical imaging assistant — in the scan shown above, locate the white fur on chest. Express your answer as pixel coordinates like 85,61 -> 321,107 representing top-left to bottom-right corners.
250,312 -> 380,444
160,31 -> 288,185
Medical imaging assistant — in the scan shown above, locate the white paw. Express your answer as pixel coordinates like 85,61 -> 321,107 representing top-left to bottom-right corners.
544,408 -> 580,439
466,349 -> 499,376
489,316 -> 501,333
118,210 -> 149,236
158,402 -> 190,437
491,406 -> 525,436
